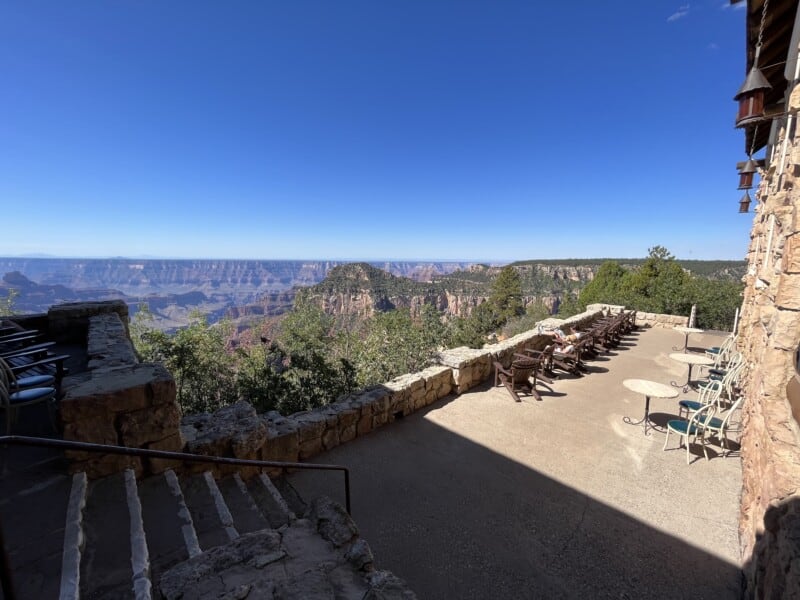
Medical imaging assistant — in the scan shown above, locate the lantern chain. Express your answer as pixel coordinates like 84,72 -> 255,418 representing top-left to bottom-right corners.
757,0 -> 769,49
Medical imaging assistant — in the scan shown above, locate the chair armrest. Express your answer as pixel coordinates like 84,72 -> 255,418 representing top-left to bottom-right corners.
493,360 -> 510,374
0,329 -> 38,341
11,354 -> 70,390
0,342 -> 57,359
10,354 -> 70,374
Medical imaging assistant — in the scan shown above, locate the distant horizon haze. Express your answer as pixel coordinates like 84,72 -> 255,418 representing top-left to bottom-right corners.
0,253 -> 746,264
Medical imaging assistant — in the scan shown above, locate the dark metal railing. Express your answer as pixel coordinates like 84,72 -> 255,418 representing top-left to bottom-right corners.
0,435 -> 351,512
0,435 -> 352,600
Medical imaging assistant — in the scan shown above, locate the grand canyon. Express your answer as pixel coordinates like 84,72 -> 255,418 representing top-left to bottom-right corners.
0,257 -> 746,331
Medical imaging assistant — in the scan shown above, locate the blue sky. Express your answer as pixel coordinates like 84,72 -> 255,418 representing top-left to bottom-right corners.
1,1 -> 750,262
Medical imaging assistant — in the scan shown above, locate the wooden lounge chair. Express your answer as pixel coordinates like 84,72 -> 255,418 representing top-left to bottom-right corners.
493,356 -> 551,402
0,356 -> 55,391
572,329 -> 600,358
522,344 -> 563,378
0,341 -> 58,360
0,332 -> 46,352
552,339 -> 589,376
584,318 -> 620,351
1,367 -> 58,435
5,353 -> 70,393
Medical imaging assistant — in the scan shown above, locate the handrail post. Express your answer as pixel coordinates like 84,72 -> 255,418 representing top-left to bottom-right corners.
344,468 -> 351,515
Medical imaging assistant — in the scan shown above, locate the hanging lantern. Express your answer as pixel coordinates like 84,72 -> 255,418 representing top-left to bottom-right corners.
738,158 -> 759,189
735,63 -> 771,126
734,4 -> 773,130
739,190 -> 752,213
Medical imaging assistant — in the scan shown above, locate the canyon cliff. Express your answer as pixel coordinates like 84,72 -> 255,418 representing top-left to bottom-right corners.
1,257 -> 746,330
296,263 -> 589,320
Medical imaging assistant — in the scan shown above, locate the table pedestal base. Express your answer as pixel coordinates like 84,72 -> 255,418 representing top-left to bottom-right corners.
624,396 -> 656,435
671,364 -> 697,394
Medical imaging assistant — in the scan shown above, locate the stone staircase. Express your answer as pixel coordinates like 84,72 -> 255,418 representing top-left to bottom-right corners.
1,467 -> 414,600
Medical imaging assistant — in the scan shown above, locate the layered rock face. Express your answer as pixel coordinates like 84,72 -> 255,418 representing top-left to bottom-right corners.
312,289 -> 561,320
0,258 -> 474,327
0,258 -> 473,297
301,262 -> 575,320
737,120 -> 800,597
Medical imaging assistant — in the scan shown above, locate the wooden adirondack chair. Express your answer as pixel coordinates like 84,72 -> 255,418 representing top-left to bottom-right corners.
493,356 -> 551,402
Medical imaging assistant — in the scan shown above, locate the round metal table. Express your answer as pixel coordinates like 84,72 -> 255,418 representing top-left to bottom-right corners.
672,326 -> 704,352
669,352 -> 714,393
623,378 -> 679,435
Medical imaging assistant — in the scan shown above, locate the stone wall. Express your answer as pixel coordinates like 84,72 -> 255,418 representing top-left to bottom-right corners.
736,115 -> 800,597
48,299 -> 129,344
632,312 -> 688,328
59,307 -> 183,477
47,300 -> 605,480
180,308 -> 607,474
585,303 -> 688,328
181,367 -> 457,477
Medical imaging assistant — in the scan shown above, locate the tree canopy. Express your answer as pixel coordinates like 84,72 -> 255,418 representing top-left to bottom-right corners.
130,249 -> 743,417
572,247 -> 741,329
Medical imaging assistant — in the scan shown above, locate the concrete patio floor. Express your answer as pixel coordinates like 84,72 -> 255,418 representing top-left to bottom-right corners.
289,326 -> 743,599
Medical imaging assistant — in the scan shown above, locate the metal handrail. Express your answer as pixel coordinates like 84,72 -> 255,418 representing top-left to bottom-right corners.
0,435 -> 351,513
0,435 -> 352,600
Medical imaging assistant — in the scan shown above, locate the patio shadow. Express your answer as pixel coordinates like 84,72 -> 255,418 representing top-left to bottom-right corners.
289,395 -> 742,599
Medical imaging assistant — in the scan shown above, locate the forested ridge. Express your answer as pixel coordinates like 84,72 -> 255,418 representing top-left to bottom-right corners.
510,258 -> 746,279
119,248 -> 743,419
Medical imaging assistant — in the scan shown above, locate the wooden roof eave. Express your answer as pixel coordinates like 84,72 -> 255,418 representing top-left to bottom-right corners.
741,0 -> 799,153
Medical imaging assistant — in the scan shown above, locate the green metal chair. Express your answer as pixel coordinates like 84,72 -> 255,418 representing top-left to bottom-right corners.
698,395 -> 744,457
705,334 -> 735,365
663,403 -> 716,464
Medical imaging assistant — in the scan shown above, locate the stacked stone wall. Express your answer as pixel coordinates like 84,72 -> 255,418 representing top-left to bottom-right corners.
48,299 -> 129,344
48,302 -> 664,493
585,303 -> 687,328
181,309 -> 607,475
737,118 -> 800,597
180,366 -> 458,477
59,308 -> 183,477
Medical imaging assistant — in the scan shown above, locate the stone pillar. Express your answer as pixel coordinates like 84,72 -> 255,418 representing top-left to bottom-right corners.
60,310 -> 183,477
48,299 -> 129,344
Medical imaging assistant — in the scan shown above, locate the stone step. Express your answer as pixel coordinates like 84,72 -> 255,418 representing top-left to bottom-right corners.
216,474 -> 271,535
179,471 -> 237,551
60,472 -> 88,600
272,475 -> 308,517
79,471 -> 139,600
137,471 -> 192,591
247,473 -> 295,528
0,464 -> 311,599
155,497 -> 412,600
0,472 -> 73,600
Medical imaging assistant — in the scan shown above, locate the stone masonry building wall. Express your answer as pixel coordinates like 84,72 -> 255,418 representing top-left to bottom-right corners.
737,114 -> 800,597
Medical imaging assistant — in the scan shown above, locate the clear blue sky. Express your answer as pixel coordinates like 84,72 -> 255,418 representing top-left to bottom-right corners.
1,1 -> 750,262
